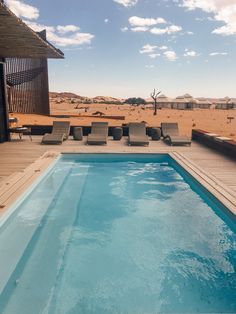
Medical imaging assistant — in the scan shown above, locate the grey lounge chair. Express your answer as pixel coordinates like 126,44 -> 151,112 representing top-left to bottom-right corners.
87,122 -> 108,145
161,122 -> 191,146
128,122 -> 149,146
41,121 -> 70,145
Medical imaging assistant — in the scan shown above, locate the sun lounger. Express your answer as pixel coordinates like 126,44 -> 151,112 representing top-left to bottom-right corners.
41,121 -> 70,145
128,122 -> 149,146
87,122 -> 108,145
161,122 -> 191,146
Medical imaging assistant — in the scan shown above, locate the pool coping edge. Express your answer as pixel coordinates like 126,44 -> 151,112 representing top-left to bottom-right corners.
170,152 -> 236,215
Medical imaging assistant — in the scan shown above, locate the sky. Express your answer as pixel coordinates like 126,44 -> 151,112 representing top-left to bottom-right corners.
5,0 -> 236,98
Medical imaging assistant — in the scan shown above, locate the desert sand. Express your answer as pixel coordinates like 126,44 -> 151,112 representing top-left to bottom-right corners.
11,102 -> 236,140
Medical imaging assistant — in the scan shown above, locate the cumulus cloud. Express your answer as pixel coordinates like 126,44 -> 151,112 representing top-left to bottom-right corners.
129,16 -> 167,27
150,25 -> 182,35
5,0 -> 94,47
150,28 -> 167,35
104,19 -> 109,23
145,65 -> 155,69
149,53 -> 160,59
26,21 -> 94,46
121,26 -> 129,32
57,25 -> 80,34
163,50 -> 177,61
159,45 -> 168,50
6,0 -> 39,20
140,44 -> 176,60
139,44 -> 158,54
131,26 -> 149,32
47,32 -> 94,47
128,16 -> 182,35
139,44 -> 163,59
113,0 -> 138,7
181,0 -> 236,35
184,49 -> 199,57
209,52 -> 228,56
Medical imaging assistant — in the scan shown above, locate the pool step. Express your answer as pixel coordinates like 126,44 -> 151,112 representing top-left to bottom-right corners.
0,159 -> 70,299
0,163 -> 90,313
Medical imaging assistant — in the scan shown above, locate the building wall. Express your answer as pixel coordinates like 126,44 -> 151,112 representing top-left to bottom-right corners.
5,57 -> 50,115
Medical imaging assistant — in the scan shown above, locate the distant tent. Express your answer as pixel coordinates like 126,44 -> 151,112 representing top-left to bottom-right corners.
156,94 -> 173,108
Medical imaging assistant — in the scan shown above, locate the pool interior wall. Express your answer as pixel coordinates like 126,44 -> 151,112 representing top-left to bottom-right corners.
0,153 -> 235,313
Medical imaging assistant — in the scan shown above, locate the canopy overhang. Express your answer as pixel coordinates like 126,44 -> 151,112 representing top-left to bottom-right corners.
0,2 -> 64,59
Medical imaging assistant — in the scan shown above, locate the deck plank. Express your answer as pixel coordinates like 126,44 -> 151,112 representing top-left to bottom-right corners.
0,136 -> 235,196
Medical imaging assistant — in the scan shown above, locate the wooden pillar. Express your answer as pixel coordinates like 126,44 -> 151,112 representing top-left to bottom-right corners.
0,58 -> 9,142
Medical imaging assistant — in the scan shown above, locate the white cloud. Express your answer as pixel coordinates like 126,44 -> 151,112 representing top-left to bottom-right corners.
128,16 -> 182,36
139,44 -> 158,54
159,45 -> 168,50
163,50 -> 177,61
57,25 -> 80,34
129,16 -> 167,27
150,25 -> 182,35
120,26 -> 129,33
181,0 -> 215,12
25,21 -> 94,47
181,0 -> 236,35
6,0 -> 94,47
184,49 -> 199,57
131,26 -> 149,32
187,31 -> 194,35
47,32 -> 94,47
150,27 -> 167,35
209,52 -> 228,56
6,0 -> 39,20
149,53 -> 160,59
121,26 -> 129,32
104,19 -> 109,23
113,0 -> 138,7
23,21 -> 55,33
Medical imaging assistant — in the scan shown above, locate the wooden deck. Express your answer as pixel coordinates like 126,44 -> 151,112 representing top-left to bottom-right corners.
0,136 -> 235,214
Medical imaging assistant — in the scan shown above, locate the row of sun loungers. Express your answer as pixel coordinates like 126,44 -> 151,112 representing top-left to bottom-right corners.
41,121 -> 192,146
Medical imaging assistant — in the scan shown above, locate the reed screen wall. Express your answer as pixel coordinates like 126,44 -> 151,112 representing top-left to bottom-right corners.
5,57 -> 50,115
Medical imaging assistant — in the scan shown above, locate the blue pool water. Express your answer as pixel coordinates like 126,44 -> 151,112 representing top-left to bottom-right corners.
0,154 -> 235,313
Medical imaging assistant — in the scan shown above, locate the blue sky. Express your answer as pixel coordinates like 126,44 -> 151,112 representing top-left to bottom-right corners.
5,0 -> 236,98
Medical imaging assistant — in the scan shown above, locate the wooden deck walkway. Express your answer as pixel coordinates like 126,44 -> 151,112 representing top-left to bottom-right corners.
0,136 -> 235,213
0,136 -> 235,190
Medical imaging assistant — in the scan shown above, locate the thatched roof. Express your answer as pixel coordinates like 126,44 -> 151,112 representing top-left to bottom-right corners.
216,97 -> 234,104
175,94 -> 197,104
0,2 -> 64,58
157,94 -> 173,103
196,98 -> 212,105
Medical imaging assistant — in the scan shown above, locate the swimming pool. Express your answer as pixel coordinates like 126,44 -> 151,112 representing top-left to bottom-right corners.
0,154 -> 235,313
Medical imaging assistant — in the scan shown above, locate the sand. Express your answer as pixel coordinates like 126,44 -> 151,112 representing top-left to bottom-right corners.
10,102 -> 236,140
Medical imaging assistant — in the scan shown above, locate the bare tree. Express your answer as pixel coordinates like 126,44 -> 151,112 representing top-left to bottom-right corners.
151,89 -> 161,115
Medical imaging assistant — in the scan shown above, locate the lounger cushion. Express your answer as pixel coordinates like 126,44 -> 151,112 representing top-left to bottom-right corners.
87,122 -> 108,145
165,135 -> 191,146
128,123 -> 149,146
41,133 -> 64,145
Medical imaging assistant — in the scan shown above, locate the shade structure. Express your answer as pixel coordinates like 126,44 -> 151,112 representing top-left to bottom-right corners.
0,2 -> 64,59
